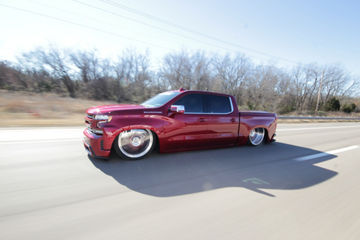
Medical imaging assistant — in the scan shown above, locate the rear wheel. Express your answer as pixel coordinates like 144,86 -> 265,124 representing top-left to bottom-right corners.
248,128 -> 265,146
114,129 -> 155,160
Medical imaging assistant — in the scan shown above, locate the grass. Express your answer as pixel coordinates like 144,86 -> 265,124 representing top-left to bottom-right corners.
281,110 -> 360,118
278,110 -> 360,123
0,90 -> 116,127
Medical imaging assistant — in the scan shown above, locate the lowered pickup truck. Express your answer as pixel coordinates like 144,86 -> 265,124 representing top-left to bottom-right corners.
83,89 -> 277,160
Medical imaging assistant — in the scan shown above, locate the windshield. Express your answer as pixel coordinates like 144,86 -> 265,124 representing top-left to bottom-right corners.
141,91 -> 181,108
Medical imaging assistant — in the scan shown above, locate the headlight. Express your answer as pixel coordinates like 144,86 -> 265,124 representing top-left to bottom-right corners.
94,115 -> 111,121
95,115 -> 112,129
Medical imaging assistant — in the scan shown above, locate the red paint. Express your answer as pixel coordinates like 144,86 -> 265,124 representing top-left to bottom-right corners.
83,90 -> 277,158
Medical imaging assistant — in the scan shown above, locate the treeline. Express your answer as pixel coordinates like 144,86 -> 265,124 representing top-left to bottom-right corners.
0,47 -> 359,114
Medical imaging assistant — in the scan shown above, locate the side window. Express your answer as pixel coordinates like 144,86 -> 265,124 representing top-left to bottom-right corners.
204,95 -> 232,114
174,94 -> 204,113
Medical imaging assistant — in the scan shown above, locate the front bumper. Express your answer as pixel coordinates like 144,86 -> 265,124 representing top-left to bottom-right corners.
83,129 -> 111,158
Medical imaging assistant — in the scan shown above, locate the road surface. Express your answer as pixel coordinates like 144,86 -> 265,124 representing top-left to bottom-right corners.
1,122 -> 360,240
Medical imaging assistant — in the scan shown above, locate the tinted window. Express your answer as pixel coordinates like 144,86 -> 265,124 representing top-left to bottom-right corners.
141,91 -> 181,108
204,95 -> 232,113
174,94 -> 204,113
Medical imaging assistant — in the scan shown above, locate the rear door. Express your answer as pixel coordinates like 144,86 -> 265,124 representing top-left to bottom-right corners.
202,94 -> 239,146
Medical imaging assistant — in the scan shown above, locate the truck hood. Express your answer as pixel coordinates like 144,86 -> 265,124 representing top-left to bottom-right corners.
87,104 -> 145,115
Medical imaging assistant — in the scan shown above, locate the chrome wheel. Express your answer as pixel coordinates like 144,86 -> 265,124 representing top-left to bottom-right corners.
118,129 -> 154,159
249,128 -> 265,146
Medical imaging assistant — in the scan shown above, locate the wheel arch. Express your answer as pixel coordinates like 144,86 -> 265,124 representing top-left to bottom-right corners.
248,125 -> 275,144
243,116 -> 276,142
110,124 -> 161,151
247,124 -> 269,145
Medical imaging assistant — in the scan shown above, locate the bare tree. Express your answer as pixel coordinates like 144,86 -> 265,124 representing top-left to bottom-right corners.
2,46 -> 359,112
19,47 -> 77,97
113,49 -> 152,102
70,50 -> 100,83
212,54 -> 251,105
290,64 -> 321,111
160,50 -> 193,89
190,51 -> 212,90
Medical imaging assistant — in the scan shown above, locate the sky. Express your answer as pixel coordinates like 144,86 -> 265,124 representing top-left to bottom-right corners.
0,0 -> 359,74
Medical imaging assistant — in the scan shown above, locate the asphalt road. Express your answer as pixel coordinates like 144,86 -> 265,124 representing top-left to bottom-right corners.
1,122 -> 360,240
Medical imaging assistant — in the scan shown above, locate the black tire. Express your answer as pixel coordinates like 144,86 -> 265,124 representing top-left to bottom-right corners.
114,129 -> 156,160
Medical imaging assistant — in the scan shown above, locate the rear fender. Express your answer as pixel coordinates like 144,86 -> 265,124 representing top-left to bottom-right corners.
240,117 -> 276,141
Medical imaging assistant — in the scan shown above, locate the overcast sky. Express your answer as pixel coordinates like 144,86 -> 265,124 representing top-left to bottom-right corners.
0,0 -> 359,74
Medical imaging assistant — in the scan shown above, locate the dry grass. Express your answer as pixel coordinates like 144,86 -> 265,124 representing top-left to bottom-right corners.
0,90 -> 116,127
278,110 -> 360,123
281,110 -> 360,118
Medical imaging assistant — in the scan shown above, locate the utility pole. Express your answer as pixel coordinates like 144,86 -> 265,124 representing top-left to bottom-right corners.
315,70 -> 324,113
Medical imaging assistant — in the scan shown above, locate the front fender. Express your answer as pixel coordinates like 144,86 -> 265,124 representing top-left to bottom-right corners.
102,114 -> 170,151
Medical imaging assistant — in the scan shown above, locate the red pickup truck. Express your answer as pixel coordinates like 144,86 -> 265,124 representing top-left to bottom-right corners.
83,89 -> 277,160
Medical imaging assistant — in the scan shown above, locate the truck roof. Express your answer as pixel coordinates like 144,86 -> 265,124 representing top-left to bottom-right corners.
171,89 -> 232,97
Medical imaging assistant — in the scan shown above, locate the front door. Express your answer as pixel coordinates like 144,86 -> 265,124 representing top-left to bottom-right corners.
166,93 -> 210,150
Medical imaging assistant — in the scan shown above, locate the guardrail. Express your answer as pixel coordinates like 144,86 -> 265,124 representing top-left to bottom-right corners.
278,116 -> 360,121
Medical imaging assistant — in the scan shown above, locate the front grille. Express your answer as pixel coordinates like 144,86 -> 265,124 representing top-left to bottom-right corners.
87,127 -> 103,135
85,114 -> 103,135
85,119 -> 91,128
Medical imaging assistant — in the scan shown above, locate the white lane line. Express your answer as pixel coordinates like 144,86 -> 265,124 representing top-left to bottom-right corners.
295,145 -> 359,161
0,129 -> 83,142
0,139 -> 80,145
278,125 -> 359,132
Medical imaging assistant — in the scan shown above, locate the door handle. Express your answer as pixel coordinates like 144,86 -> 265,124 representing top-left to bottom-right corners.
231,118 -> 235,122
199,118 -> 206,122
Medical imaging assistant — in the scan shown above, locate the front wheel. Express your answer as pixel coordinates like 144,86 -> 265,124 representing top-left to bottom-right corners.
248,128 -> 265,146
114,129 -> 155,160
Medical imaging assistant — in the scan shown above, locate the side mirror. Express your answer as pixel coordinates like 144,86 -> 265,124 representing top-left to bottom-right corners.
170,105 -> 185,114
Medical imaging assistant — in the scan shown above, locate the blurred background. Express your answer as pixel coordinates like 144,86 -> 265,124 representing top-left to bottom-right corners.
1,0 -> 360,127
